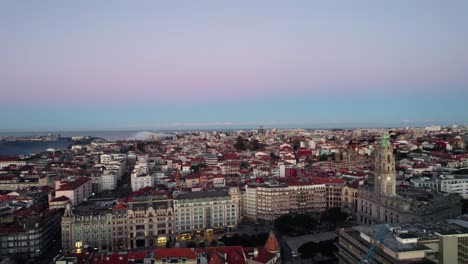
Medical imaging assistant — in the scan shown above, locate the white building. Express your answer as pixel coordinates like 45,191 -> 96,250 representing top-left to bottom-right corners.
131,155 -> 154,191
411,175 -> 468,199
213,176 -> 225,188
100,154 -> 112,164
243,185 -> 257,220
173,191 -> 238,234
279,163 -> 286,178
440,175 -> 468,199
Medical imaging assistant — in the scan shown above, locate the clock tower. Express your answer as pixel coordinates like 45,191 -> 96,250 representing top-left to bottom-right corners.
374,133 -> 396,196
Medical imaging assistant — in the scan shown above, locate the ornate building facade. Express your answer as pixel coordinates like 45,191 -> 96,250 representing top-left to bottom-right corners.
61,190 -> 174,253
173,190 -> 239,238
357,134 -> 462,225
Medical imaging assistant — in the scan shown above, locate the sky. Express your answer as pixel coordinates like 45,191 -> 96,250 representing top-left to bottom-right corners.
1,0 -> 467,132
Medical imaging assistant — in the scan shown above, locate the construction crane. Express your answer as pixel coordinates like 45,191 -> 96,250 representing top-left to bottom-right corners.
360,224 -> 390,264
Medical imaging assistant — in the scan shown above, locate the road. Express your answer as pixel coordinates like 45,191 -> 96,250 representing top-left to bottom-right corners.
36,235 -> 62,264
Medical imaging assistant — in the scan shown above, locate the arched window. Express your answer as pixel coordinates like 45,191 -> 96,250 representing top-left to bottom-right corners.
387,154 -> 391,163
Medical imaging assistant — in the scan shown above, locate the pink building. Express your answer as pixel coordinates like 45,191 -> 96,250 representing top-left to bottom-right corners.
55,177 -> 92,206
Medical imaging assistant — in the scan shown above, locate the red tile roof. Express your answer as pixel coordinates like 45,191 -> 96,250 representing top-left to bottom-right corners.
0,195 -> 15,203
253,248 -> 276,264
57,177 -> 91,191
112,202 -> 127,210
206,246 -> 246,264
151,248 -> 197,260
264,231 -> 280,253
50,196 -> 71,202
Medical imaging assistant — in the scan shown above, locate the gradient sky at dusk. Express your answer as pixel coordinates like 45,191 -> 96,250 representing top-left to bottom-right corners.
1,1 -> 467,131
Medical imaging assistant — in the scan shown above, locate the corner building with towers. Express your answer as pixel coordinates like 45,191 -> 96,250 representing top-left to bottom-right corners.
357,134 -> 461,225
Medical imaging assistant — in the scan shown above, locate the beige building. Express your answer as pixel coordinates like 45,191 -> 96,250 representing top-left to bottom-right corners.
327,181 -> 345,208
244,180 -> 342,222
61,191 -> 174,253
126,191 -> 174,249
244,184 -> 257,220
288,183 -> 327,214
256,183 -> 290,222
229,187 -> 243,221
173,190 -> 239,237
61,200 -> 115,253
341,182 -> 359,215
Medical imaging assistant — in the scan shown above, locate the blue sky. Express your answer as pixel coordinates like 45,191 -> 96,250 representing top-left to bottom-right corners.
1,1 -> 467,131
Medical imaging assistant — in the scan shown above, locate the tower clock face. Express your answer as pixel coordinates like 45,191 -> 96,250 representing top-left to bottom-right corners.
386,176 -> 391,181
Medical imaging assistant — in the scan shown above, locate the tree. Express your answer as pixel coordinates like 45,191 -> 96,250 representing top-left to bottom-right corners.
270,152 -> 280,160
190,165 -> 200,173
298,239 -> 338,259
462,200 -> 468,214
234,136 -> 246,150
294,214 -> 318,230
413,149 -> 423,154
275,214 -> 318,236
251,139 -> 260,150
274,214 -> 295,234
298,241 -> 318,259
240,161 -> 250,169
322,207 -> 348,226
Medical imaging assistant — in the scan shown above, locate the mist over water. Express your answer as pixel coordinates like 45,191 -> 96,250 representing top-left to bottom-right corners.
127,131 -> 174,140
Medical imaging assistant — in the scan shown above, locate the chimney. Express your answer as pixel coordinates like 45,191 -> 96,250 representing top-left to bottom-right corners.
253,248 -> 258,258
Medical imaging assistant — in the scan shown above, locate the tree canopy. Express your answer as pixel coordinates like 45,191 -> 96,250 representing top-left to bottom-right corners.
274,214 -> 318,236
321,207 -> 348,226
298,239 -> 338,259
234,136 -> 246,150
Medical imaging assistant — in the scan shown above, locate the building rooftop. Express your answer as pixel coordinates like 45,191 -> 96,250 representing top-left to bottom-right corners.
73,199 -> 117,215
354,221 -> 468,253
175,190 -> 229,200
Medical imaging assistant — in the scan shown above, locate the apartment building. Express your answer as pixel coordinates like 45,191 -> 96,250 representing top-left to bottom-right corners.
55,177 -> 92,206
0,208 -> 61,260
173,191 -> 238,237
256,183 -> 290,222
244,184 -> 257,220
131,155 -> 154,191
288,183 -> 327,214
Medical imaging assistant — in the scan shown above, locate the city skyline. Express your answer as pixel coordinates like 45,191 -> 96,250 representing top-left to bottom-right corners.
1,0 -> 468,131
